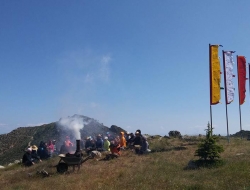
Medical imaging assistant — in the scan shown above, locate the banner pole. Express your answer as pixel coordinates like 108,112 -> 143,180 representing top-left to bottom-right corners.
222,50 -> 230,143
237,55 -> 243,139
249,63 -> 250,108
209,44 -> 213,129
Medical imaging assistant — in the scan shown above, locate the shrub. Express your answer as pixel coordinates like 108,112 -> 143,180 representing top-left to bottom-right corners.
195,122 -> 224,161
168,130 -> 182,138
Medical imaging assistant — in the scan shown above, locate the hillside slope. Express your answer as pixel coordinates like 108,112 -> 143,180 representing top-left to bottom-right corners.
0,115 -> 125,165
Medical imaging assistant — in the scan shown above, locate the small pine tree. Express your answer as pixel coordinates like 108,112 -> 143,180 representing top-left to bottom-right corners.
195,122 -> 224,161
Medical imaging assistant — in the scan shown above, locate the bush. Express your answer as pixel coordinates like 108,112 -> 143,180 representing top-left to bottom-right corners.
168,130 -> 182,138
195,122 -> 224,161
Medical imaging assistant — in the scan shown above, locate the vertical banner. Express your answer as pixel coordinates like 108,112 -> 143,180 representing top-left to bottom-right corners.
237,56 -> 246,105
210,45 -> 221,105
224,51 -> 235,104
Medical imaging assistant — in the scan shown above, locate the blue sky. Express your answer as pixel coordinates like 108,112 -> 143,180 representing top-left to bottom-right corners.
1,0 -> 250,136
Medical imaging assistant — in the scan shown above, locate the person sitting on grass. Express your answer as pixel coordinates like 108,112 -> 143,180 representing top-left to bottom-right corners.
85,138 -> 96,155
120,132 -> 126,150
127,132 -> 135,149
103,136 -> 110,151
95,134 -> 104,151
133,131 -> 143,154
85,136 -> 91,150
31,145 -> 42,163
64,136 -> 74,153
47,140 -> 54,157
22,148 -> 35,167
37,141 -> 50,160
109,138 -> 121,156
141,137 -> 151,153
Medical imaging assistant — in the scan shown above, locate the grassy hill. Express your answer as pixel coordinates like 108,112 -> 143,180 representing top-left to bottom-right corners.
0,124 -> 57,166
0,136 -> 250,189
0,115 -> 126,166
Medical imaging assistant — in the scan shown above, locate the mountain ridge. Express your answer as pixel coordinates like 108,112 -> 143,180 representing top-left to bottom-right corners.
0,115 -> 126,165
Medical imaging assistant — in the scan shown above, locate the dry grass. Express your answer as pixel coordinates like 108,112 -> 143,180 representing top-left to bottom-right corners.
1,137 -> 250,190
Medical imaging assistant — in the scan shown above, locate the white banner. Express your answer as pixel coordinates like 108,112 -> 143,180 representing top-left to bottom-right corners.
224,52 -> 235,104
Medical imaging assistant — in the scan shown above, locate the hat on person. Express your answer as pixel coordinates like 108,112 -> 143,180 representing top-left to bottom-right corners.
32,145 -> 38,150
104,136 -> 108,140
136,129 -> 141,134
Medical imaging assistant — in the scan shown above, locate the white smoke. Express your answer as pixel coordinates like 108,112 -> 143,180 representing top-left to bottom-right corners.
58,116 -> 87,139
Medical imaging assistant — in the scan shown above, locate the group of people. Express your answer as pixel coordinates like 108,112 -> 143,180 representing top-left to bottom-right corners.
22,129 -> 150,167
84,129 -> 150,156
22,140 -> 56,167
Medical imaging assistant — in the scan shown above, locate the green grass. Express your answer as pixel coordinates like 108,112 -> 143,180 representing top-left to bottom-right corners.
1,136 -> 250,190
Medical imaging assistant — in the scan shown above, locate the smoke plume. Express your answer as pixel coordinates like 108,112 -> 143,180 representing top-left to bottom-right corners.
58,116 -> 87,139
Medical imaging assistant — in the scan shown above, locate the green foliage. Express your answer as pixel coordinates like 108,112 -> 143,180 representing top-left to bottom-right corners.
149,138 -> 171,152
195,122 -> 224,161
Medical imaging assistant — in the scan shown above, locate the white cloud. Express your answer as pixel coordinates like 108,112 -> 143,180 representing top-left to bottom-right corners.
160,126 -> 165,130
58,49 -> 112,85
99,55 -> 111,82
0,123 -> 7,126
56,49 -> 113,117
84,73 -> 94,83
90,102 -> 98,108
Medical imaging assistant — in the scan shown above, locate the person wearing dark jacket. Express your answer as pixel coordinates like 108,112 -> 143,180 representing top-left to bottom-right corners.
86,138 -> 96,155
133,131 -> 143,154
37,141 -> 50,159
31,145 -> 42,162
85,137 -> 92,149
95,135 -> 104,151
136,129 -> 150,153
22,148 -> 35,166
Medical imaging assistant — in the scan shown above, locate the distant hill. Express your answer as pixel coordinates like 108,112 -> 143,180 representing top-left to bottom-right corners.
0,115 -> 126,165
230,130 -> 250,138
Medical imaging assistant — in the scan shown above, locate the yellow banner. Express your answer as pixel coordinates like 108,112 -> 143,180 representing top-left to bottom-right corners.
210,45 -> 221,105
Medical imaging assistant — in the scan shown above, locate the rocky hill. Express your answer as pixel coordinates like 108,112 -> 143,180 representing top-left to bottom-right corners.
0,115 -> 126,165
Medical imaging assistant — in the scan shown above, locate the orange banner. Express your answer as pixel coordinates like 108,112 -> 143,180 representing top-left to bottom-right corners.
210,45 -> 221,105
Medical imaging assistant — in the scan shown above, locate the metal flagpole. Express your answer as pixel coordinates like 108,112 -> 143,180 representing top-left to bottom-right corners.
209,44 -> 223,130
237,55 -> 243,139
209,44 -> 213,129
248,63 -> 250,134
222,50 -> 230,143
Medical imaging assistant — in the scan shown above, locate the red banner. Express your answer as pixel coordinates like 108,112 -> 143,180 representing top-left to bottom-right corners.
237,56 -> 246,105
